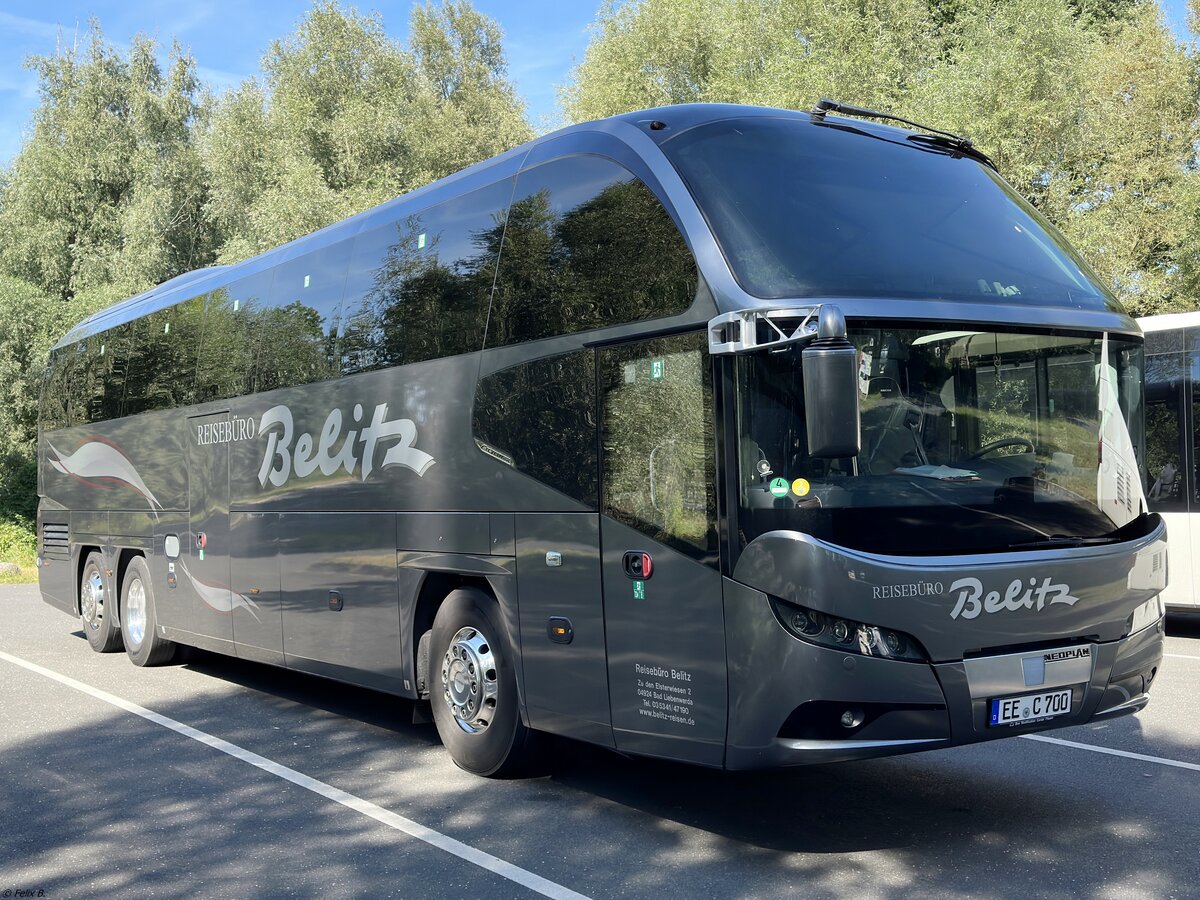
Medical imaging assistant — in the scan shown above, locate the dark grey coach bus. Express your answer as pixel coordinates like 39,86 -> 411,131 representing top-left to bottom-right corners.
37,102 -> 1167,776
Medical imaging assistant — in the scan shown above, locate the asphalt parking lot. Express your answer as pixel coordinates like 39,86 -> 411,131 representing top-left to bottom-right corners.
1,584 -> 1198,899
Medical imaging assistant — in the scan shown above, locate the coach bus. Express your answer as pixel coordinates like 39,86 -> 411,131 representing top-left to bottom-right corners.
37,102 -> 1167,776
1138,311 -> 1200,615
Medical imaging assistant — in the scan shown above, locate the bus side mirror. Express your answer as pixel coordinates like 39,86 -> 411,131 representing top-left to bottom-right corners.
802,306 -> 861,459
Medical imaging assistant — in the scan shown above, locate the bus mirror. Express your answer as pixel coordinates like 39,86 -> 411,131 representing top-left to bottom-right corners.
802,306 -> 861,459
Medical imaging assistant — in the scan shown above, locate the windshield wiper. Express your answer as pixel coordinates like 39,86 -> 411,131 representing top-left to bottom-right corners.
1008,535 -> 1119,549
810,98 -> 997,171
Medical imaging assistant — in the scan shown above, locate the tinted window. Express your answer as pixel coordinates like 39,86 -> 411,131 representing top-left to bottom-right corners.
246,243 -> 349,393
83,326 -> 129,423
662,117 -> 1120,310
120,297 -> 205,416
600,332 -> 716,562
41,349 -> 68,431
473,350 -> 597,506
340,180 -> 512,374
195,287 -> 252,403
487,156 -> 696,347
1145,343 -> 1187,512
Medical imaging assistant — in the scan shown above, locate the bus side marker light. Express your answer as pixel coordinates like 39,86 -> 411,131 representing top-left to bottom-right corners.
547,617 -> 573,644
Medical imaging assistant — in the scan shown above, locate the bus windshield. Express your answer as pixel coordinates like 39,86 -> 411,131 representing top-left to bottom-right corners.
737,326 -> 1148,555
661,116 -> 1121,311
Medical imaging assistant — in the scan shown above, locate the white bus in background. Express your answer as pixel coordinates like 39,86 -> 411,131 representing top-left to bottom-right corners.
1139,311 -> 1200,614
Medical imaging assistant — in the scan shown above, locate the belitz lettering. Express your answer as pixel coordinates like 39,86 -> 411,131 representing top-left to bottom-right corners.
949,576 -> 1080,620
257,403 -> 435,488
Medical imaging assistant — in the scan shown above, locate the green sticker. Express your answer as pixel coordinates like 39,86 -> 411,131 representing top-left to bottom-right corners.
633,580 -> 646,600
769,477 -> 789,497
198,548 -> 205,561
650,359 -> 665,381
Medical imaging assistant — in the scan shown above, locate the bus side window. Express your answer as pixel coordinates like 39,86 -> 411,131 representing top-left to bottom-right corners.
121,297 -> 204,417
487,155 -> 696,347
473,349 -> 598,507
195,286 -> 253,403
599,332 -> 717,564
1144,346 -> 1187,511
250,240 -> 352,393
41,349 -> 68,432
340,179 -> 513,375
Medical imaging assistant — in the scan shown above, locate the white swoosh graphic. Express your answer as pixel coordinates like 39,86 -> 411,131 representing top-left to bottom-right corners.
47,440 -> 163,512
178,560 -> 261,623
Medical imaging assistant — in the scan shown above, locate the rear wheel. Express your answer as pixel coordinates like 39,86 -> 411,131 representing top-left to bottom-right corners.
80,552 -> 122,653
121,556 -> 176,667
429,588 -> 540,777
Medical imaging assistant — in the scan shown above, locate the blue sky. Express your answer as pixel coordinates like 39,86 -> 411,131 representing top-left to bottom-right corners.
0,0 -> 1193,166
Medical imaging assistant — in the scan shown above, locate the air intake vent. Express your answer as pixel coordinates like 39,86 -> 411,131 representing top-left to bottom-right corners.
41,523 -> 69,560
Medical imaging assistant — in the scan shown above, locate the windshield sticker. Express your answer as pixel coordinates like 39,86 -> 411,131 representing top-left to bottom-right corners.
257,402 -> 435,488
769,477 -> 789,498
791,478 -> 810,497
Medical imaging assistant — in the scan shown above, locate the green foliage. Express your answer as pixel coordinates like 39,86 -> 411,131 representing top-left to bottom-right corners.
203,1 -> 531,260
563,0 -> 1200,318
0,23 -> 214,303
0,1 -> 531,540
0,517 -> 36,565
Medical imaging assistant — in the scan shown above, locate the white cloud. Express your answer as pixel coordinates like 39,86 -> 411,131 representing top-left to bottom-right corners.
0,11 -> 70,43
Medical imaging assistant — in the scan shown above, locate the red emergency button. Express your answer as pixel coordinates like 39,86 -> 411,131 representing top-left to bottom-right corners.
197,532 -> 207,549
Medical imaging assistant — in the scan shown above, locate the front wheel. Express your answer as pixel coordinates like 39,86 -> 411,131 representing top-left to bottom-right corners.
429,588 -> 540,777
121,556 -> 177,667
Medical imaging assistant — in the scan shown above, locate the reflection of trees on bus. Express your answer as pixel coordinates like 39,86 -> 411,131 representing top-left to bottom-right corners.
48,171 -> 698,430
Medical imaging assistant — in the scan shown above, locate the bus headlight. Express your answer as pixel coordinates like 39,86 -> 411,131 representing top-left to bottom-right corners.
1127,595 -> 1164,636
769,596 -> 928,662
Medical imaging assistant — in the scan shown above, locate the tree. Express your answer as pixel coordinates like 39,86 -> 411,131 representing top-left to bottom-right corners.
203,1 -> 532,261
0,23 -> 213,304
562,0 -> 1200,316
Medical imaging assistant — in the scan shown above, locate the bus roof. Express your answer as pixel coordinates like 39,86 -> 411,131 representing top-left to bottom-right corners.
56,102 -> 1140,348
1137,310 -> 1200,332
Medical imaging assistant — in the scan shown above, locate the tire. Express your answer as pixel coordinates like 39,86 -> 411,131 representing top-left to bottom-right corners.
80,552 -> 122,653
429,588 -> 540,777
120,556 -> 177,667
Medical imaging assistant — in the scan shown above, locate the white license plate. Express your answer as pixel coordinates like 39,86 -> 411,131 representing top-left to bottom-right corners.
989,688 -> 1072,727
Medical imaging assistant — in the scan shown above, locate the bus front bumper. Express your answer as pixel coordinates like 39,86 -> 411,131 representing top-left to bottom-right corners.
722,579 -> 1165,771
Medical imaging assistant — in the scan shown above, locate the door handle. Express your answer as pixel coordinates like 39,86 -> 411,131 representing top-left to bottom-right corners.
622,551 -> 653,580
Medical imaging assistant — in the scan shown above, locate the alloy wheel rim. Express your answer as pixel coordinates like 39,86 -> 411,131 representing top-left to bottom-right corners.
441,626 -> 499,734
126,578 -> 147,649
81,570 -> 103,630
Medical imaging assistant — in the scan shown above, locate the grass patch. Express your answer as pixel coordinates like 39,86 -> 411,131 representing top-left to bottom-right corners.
0,516 -> 37,584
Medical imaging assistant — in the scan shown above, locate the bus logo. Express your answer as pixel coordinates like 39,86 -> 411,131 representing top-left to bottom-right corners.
257,402 -> 436,488
948,576 -> 1080,620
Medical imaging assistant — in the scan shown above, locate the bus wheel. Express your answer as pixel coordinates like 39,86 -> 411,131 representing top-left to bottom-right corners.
80,552 -> 122,653
121,557 -> 176,667
430,588 -> 538,777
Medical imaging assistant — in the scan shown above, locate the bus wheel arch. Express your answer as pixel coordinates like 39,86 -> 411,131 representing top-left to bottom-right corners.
428,586 -> 541,777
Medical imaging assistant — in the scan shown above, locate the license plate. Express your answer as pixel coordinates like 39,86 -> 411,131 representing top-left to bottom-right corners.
989,688 -> 1072,727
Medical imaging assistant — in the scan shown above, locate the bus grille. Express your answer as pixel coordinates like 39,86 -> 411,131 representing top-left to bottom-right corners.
41,523 -> 69,560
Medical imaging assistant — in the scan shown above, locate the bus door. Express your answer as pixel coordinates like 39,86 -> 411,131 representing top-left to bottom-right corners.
186,412 -> 234,647
598,335 -> 727,767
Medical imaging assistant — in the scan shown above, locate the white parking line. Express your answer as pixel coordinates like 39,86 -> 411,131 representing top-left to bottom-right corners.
0,650 -> 589,900
1164,653 -> 1200,661
1021,734 -> 1200,772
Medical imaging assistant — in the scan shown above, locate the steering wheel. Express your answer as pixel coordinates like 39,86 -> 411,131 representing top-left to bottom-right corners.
968,437 -> 1036,460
